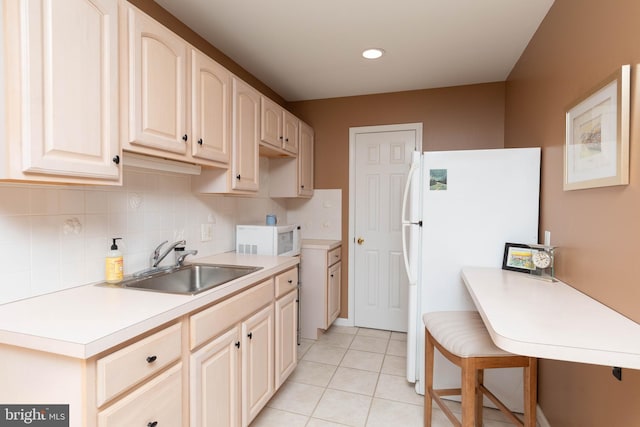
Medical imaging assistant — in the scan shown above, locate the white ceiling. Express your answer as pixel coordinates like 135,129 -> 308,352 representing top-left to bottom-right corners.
154,0 -> 555,102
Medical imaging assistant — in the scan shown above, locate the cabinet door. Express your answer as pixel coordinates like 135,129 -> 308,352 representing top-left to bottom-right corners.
260,96 -> 282,149
190,327 -> 241,427
298,121 -> 314,196
127,6 -> 188,154
327,261 -> 341,326
5,0 -> 120,181
241,304 -> 274,426
232,78 -> 260,192
191,48 -> 231,164
282,111 -> 299,154
275,290 -> 298,388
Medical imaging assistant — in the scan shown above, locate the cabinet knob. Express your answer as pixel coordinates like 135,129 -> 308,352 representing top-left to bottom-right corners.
235,341 -> 240,348
146,355 -> 157,363
301,185 -> 305,189
279,136 -> 284,140
288,279 -> 293,284
330,274 -> 334,278
285,138 -> 289,142
112,155 -> 120,165
236,174 -> 241,180
197,138 -> 203,145
247,332 -> 253,339
182,134 -> 188,142
147,422 -> 158,427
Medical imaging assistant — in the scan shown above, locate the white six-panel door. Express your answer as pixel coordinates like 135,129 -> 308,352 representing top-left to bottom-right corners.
352,126 -> 419,331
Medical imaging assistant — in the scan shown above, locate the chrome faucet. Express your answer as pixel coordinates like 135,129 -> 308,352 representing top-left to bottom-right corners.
150,240 -> 186,268
176,249 -> 198,267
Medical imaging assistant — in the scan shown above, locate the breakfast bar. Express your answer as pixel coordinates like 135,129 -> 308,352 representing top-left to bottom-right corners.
461,267 -> 640,370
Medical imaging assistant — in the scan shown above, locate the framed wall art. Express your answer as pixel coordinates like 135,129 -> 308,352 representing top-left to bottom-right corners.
564,64 -> 630,191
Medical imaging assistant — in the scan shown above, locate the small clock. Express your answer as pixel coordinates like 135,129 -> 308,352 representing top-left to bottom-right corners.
532,250 -> 552,269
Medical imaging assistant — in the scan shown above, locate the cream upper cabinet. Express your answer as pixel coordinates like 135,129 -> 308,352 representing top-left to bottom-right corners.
269,119 -> 314,198
123,3 -> 188,155
260,97 -> 283,150
232,77 -> 260,192
282,110 -> 299,154
298,121 -> 315,197
1,0 -> 121,184
191,48 -> 231,164
260,96 -> 298,156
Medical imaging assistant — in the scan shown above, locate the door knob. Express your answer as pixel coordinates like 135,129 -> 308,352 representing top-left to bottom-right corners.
357,237 -> 364,245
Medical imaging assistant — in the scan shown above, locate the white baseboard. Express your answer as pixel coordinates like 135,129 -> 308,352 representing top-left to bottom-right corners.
537,405 -> 551,427
332,317 -> 354,327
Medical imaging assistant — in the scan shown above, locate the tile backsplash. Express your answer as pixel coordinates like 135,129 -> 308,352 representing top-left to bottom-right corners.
0,163 -> 287,304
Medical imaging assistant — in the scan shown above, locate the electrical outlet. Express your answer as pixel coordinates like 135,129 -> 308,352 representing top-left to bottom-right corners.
200,224 -> 213,242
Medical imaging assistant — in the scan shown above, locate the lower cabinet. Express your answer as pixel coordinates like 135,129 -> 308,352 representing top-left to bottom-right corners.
242,304 -> 275,425
189,267 -> 297,427
300,243 -> 342,339
0,265 -> 298,427
190,327 -> 241,427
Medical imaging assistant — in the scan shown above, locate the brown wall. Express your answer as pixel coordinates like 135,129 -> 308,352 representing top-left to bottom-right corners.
505,0 -> 640,424
289,84 -> 507,316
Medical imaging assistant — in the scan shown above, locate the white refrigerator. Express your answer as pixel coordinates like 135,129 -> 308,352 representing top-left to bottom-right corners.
402,147 -> 540,411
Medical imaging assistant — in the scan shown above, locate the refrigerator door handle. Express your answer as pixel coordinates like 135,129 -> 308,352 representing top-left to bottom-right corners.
401,158 -> 420,284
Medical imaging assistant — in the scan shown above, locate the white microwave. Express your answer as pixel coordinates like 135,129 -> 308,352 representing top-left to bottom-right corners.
236,224 -> 301,257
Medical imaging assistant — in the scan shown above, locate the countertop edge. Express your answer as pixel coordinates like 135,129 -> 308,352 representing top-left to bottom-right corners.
0,254 -> 299,359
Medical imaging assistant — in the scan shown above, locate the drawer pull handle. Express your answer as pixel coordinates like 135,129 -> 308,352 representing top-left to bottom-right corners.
235,341 -> 240,348
247,332 -> 253,339
146,355 -> 157,363
148,422 -> 158,427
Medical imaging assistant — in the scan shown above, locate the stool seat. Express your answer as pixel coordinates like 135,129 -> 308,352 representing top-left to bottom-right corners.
423,311 -> 512,358
423,311 -> 537,427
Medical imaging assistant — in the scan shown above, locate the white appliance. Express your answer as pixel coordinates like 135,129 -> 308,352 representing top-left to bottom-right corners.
401,147 -> 540,411
236,224 -> 301,257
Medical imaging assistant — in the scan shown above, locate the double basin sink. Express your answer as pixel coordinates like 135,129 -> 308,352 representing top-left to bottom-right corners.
102,263 -> 262,295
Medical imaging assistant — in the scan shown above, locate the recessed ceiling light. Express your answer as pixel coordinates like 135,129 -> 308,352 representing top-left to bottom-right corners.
362,48 -> 385,60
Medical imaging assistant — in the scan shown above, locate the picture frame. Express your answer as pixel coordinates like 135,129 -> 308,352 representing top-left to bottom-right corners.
564,64 -> 630,191
502,243 -> 535,273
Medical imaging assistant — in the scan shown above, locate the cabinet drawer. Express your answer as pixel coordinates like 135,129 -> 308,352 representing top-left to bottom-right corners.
96,323 -> 182,407
275,267 -> 298,298
328,246 -> 341,266
190,279 -> 274,349
98,362 -> 182,427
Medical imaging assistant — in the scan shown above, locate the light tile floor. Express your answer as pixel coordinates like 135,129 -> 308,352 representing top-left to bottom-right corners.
251,325 -> 536,427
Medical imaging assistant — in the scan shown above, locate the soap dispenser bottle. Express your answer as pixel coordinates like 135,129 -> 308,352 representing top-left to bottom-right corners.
105,238 -> 123,283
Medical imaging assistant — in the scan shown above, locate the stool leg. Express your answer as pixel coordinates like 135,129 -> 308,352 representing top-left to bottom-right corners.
461,359 -> 476,427
424,330 -> 435,427
475,369 -> 484,427
523,358 -> 538,427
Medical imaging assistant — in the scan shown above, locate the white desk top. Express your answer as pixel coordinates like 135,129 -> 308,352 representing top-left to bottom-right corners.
462,267 -> 640,369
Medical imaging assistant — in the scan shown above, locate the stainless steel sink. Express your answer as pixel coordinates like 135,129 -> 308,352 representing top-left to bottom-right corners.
103,264 -> 262,295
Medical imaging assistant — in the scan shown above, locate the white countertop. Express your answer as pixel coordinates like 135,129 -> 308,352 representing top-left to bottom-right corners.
0,253 -> 298,359
301,239 -> 341,250
462,266 -> 640,369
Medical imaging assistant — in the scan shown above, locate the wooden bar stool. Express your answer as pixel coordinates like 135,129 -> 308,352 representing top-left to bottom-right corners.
423,311 -> 537,427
